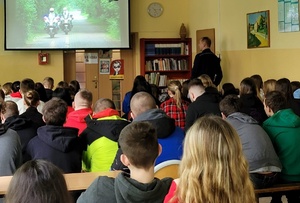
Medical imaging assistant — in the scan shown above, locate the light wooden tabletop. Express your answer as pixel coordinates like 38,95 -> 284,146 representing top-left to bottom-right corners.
0,171 -> 121,195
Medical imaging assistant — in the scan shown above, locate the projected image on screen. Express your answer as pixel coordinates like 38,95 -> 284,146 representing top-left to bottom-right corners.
5,0 -> 130,50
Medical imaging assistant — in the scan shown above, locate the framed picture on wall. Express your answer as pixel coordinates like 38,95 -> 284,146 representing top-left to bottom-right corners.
99,58 -> 110,74
247,10 -> 270,48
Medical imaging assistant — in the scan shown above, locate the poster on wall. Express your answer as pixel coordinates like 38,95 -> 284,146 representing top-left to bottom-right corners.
247,10 -> 270,48
99,58 -> 110,74
109,59 -> 124,80
84,53 -> 98,64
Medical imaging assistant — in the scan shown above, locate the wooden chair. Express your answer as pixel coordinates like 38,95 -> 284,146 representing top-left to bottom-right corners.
154,160 -> 180,179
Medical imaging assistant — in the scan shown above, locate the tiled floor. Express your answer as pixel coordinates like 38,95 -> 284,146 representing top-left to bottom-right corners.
259,196 -> 287,203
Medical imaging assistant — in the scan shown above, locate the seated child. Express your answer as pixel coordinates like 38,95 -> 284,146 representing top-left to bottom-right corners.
5,159 -> 72,203
77,121 -> 173,203
164,116 -> 256,203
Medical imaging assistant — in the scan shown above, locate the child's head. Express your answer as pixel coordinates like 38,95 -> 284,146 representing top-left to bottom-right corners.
240,77 -> 257,96
219,94 -> 240,117
176,115 -> 255,203
5,160 -> 72,203
275,78 -> 293,100
221,83 -> 238,97
52,87 -> 72,106
2,82 -> 12,95
130,92 -> 156,118
198,74 -> 215,88
34,82 -> 47,102
20,78 -> 35,94
250,74 -> 263,89
263,79 -> 276,96
167,80 -> 182,108
42,98 -> 67,126
93,98 -> 115,113
24,90 -> 40,107
264,90 -> 287,115
11,81 -> 20,93
73,89 -> 93,110
119,121 -> 159,170
43,77 -> 54,90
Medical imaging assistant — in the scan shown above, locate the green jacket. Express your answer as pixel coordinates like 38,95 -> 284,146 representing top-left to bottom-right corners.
81,112 -> 129,172
263,108 -> 300,182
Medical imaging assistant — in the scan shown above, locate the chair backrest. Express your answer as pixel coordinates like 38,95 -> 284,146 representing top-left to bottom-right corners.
154,160 -> 180,179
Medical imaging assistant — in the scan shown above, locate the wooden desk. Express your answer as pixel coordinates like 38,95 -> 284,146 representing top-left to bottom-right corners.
0,171 -> 120,196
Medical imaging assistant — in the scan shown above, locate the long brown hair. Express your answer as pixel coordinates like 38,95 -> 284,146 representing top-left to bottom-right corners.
5,160 -> 72,203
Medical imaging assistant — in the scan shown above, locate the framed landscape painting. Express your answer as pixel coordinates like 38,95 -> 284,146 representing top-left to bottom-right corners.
247,10 -> 270,48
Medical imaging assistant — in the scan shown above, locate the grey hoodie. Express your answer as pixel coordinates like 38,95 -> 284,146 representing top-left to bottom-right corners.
77,172 -> 173,203
226,112 -> 282,172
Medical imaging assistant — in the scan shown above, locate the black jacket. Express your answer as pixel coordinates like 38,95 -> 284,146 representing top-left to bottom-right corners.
80,115 -> 130,145
19,106 -> 45,129
27,125 -> 83,173
4,116 -> 37,163
191,48 -> 223,86
239,94 -> 268,125
185,92 -> 221,132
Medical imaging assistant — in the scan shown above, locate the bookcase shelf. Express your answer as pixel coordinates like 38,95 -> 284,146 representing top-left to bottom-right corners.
140,38 -> 192,87
145,70 -> 190,73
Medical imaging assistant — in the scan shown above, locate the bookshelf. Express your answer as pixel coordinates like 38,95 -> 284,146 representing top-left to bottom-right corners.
140,38 -> 192,87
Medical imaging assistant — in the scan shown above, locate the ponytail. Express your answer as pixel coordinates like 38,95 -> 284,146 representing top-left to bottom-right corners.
24,90 -> 40,107
168,80 -> 182,109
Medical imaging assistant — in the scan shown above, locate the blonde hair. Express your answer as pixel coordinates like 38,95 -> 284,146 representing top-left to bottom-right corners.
263,79 -> 276,96
174,116 -> 255,203
198,74 -> 216,88
168,80 -> 182,109
2,82 -> 12,95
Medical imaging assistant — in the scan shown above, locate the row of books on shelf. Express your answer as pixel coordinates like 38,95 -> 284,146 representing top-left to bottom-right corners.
145,73 -> 168,87
145,72 -> 188,87
145,43 -> 189,56
145,58 -> 188,71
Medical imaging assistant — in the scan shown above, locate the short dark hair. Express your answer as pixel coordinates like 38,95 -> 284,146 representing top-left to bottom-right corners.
77,89 -> 93,107
219,95 -> 240,117
2,101 -> 19,118
119,121 -> 158,169
201,37 -> 211,47
52,88 -> 72,106
188,78 -> 204,90
222,83 -> 239,97
264,91 -> 287,113
20,78 -> 35,94
43,98 -> 67,125
130,92 -> 156,117
5,160 -> 72,203
93,98 -> 116,113
12,81 -> 20,93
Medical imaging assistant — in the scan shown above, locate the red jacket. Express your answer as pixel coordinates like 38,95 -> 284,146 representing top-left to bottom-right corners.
92,108 -> 120,119
164,180 -> 178,203
10,92 -> 22,98
64,108 -> 92,135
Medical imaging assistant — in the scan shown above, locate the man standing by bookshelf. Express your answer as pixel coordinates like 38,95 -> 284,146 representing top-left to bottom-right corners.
191,37 -> 223,86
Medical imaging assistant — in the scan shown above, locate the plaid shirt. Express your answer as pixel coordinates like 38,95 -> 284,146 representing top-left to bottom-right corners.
160,97 -> 189,130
